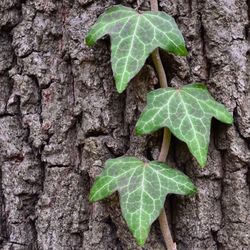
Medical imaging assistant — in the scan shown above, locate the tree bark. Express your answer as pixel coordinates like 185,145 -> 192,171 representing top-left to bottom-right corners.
0,0 -> 249,249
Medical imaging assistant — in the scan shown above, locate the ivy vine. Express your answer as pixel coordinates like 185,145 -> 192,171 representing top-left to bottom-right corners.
85,3 -> 233,249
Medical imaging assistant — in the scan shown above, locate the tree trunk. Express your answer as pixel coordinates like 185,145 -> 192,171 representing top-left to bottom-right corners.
0,0 -> 249,249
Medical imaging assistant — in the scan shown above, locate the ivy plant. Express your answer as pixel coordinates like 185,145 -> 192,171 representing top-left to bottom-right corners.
86,5 -> 187,93
86,4 -> 233,247
135,83 -> 233,167
90,157 -> 196,245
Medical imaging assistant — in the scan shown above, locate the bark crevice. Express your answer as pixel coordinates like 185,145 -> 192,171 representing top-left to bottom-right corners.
0,0 -> 249,249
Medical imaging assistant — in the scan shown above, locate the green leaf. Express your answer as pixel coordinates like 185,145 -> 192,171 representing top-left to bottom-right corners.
86,5 -> 188,93
136,83 -> 233,167
90,156 -> 196,246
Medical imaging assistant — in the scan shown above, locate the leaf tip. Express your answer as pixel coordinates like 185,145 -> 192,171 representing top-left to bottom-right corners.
199,160 -> 207,168
88,194 -> 94,203
114,76 -> 128,93
189,186 -> 198,196
136,239 -> 146,247
193,82 -> 207,89
133,230 -> 148,247
182,47 -> 189,56
85,34 -> 95,47
116,87 -> 125,94
89,189 -> 99,203
135,125 -> 143,136
226,113 -> 234,125
194,155 -> 207,168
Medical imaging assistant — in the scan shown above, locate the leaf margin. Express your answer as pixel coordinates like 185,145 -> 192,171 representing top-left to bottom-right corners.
85,5 -> 188,93
135,83 -> 234,167
89,156 -> 197,246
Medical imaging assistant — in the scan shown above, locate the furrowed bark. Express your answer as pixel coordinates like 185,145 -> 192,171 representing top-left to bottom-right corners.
0,0 -> 249,249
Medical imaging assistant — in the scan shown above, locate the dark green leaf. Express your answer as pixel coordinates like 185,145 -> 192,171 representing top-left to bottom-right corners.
136,83 -> 233,167
90,157 -> 196,245
86,5 -> 188,93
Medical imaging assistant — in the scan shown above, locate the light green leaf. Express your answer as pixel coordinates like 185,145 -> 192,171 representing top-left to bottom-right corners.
86,5 -> 188,93
90,156 -> 196,246
136,83 -> 233,167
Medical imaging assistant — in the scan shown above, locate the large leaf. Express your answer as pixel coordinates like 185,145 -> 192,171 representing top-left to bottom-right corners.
136,83 -> 233,167
90,157 -> 196,246
86,5 -> 188,93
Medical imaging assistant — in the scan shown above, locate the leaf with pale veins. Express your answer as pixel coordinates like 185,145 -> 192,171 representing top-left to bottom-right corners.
136,83 -> 233,167
86,5 -> 188,93
90,156 -> 196,245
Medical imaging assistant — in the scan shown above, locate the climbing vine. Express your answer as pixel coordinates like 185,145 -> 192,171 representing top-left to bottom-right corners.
85,3 -> 233,249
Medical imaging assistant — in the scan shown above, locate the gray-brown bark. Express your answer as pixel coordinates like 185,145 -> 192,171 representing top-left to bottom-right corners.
0,0 -> 249,249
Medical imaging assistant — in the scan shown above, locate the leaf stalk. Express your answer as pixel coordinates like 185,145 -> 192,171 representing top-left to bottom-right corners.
150,1 -> 176,249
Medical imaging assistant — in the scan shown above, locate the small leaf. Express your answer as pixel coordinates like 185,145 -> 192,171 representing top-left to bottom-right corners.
90,157 -> 196,246
86,5 -> 188,93
136,83 -> 233,167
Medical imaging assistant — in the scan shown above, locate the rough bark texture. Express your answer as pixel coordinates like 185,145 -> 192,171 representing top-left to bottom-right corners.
0,0 -> 249,249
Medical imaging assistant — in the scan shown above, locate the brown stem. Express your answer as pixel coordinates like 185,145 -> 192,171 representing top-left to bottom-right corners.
158,207 -> 177,250
158,127 -> 171,162
136,0 -> 141,10
150,1 -> 176,250
150,0 -> 159,11
151,49 -> 168,88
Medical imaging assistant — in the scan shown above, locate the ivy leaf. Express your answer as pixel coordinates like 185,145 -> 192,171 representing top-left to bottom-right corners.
86,5 -> 188,93
136,83 -> 233,167
90,157 -> 196,246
